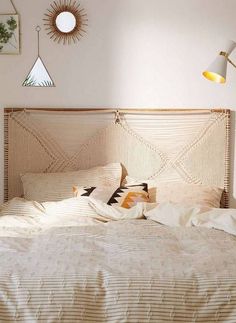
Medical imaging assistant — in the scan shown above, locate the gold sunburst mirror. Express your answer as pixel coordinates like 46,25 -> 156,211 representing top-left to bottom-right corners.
43,0 -> 88,45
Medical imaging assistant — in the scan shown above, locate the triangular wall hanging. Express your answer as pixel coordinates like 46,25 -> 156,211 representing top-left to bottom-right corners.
22,26 -> 55,87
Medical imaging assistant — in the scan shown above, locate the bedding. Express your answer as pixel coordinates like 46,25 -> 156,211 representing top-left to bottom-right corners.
42,197 -> 101,220
124,176 -> 223,207
21,163 -> 122,202
0,197 -> 102,237
144,202 -> 212,227
0,197 -> 45,217
144,202 -> 236,236
0,198 -> 45,230
42,197 -> 145,223
1,198 -> 236,322
1,218 -> 236,322
0,197 -> 145,236
74,183 -> 149,208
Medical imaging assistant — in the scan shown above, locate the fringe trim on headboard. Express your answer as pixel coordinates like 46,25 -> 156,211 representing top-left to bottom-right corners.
4,112 -> 9,202
223,109 -> 230,208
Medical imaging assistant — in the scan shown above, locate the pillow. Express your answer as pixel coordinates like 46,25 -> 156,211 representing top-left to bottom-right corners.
73,183 -> 149,209
21,163 -> 122,202
73,186 -> 113,203
124,176 -> 223,208
107,183 -> 149,208
89,197 -> 145,220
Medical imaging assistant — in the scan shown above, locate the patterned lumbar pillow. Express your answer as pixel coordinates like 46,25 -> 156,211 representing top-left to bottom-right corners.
73,184 -> 149,209
107,184 -> 149,208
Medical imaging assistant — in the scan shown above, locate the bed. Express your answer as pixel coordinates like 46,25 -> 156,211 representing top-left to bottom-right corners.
1,107 -> 235,323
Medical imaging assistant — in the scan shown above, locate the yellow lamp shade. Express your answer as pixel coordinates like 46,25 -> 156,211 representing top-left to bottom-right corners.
202,71 -> 226,83
203,55 -> 227,84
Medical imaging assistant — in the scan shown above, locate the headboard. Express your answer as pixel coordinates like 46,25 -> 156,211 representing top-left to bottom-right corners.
4,108 -> 231,207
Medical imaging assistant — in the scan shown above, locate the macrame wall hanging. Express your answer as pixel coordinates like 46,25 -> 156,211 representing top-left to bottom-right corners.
22,26 -> 55,87
0,0 -> 20,54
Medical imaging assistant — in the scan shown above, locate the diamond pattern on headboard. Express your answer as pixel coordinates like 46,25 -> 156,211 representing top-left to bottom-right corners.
4,108 -> 230,207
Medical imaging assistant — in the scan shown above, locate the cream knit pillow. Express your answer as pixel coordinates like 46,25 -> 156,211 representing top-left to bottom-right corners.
21,163 -> 122,202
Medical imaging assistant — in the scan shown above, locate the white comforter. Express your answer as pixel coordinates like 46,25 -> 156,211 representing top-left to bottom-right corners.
1,199 -> 236,322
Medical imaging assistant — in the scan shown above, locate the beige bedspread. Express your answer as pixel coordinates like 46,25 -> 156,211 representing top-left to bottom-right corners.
1,219 -> 236,322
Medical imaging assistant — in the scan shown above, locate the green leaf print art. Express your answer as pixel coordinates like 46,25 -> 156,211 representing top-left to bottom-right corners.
0,15 -> 20,54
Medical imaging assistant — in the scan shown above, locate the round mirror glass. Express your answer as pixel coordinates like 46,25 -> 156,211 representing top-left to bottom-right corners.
56,11 -> 76,33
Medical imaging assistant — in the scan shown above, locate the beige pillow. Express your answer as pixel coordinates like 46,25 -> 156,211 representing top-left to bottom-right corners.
124,176 -> 223,208
21,163 -> 122,202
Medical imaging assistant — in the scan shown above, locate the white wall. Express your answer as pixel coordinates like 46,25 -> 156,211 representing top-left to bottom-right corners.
0,0 -> 236,206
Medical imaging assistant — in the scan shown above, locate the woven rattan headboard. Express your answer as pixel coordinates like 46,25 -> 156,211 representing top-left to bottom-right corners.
4,108 -> 230,207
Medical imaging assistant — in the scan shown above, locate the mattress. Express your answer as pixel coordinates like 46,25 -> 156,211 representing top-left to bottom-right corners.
1,219 -> 236,322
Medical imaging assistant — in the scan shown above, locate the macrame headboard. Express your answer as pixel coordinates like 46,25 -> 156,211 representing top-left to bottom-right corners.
4,108 -> 231,207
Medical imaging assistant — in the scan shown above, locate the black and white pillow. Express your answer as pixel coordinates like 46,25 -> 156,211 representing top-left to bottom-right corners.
73,183 -> 149,209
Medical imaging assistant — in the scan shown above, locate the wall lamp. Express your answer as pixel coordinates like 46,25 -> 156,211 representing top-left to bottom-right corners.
203,41 -> 236,83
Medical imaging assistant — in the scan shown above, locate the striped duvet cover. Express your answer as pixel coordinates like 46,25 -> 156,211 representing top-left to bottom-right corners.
1,219 -> 236,322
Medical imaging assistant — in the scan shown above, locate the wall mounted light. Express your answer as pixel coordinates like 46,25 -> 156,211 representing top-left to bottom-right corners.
203,40 -> 236,83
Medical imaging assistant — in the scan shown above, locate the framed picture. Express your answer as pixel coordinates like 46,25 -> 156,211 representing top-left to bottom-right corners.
0,14 -> 20,54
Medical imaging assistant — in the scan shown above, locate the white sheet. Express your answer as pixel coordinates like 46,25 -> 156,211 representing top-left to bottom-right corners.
0,197 -> 145,237
2,198 -> 236,238
144,202 -> 236,236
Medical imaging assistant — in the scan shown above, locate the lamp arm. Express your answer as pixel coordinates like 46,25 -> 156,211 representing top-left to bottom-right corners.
220,51 -> 236,69
227,57 -> 236,69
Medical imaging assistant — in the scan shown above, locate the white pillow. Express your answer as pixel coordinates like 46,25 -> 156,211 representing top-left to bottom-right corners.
21,163 -> 122,202
124,176 -> 223,208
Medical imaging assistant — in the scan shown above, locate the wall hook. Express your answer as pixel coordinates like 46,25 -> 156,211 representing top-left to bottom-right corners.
115,110 -> 121,124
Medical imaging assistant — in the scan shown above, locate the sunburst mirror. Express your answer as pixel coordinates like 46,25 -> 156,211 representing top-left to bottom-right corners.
43,0 -> 88,45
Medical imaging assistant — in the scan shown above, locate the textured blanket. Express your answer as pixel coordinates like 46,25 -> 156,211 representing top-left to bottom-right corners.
1,219 -> 236,322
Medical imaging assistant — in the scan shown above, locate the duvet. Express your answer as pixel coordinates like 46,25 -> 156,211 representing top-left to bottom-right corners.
1,218 -> 236,322
1,198 -> 236,322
